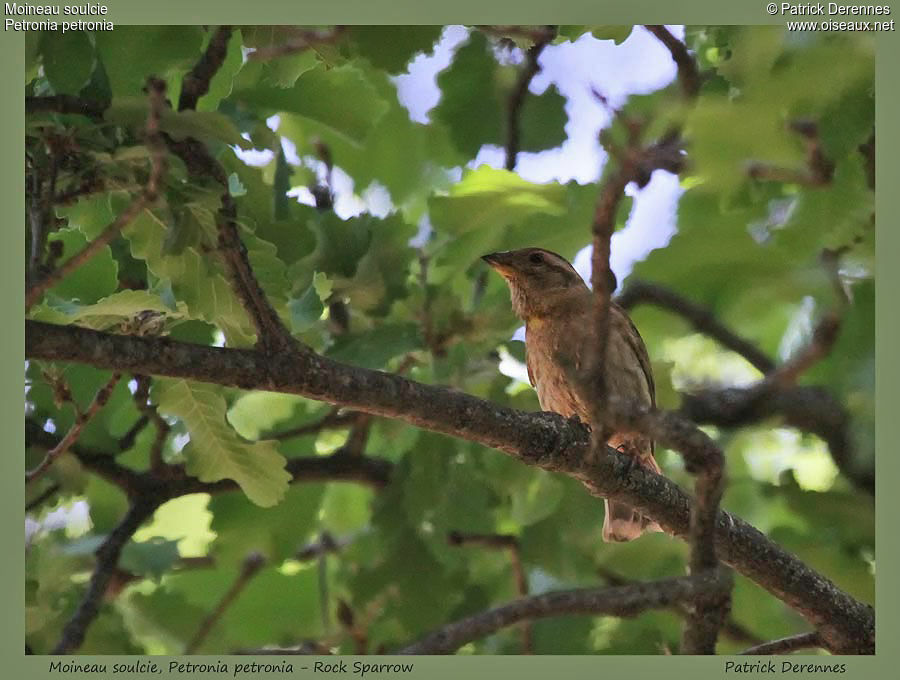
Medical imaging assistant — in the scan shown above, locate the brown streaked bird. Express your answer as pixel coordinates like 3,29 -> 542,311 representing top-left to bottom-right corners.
482,247 -> 663,542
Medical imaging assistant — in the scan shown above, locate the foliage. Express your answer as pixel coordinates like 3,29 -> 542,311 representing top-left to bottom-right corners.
25,25 -> 874,654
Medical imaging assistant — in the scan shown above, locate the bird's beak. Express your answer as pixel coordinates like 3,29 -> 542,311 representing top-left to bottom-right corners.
481,252 -> 516,279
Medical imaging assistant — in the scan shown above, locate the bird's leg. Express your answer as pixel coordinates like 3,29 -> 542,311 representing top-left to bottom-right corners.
567,413 -> 591,432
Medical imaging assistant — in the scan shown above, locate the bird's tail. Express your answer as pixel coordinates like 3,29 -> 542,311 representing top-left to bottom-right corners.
602,443 -> 663,543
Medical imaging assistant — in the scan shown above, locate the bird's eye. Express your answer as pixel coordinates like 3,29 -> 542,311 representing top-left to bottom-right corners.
528,252 -> 544,265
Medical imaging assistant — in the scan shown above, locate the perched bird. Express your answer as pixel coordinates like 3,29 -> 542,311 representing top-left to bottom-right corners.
482,247 -> 662,542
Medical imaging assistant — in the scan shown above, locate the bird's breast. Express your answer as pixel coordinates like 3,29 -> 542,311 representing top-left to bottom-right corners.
525,321 -> 590,420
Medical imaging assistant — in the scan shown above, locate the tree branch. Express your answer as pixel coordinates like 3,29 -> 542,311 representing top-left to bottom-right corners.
504,26 -> 555,171
178,26 -> 233,112
644,26 -> 700,98
448,531 -> 532,653
399,571 -> 730,654
618,280 -> 870,494
52,498 -> 161,654
185,552 -> 266,654
590,113 -> 730,652
596,565 -> 763,646
25,319 -> 874,654
740,631 -> 824,655
616,281 -> 776,374
168,44 -> 299,355
26,372 -> 121,484
25,94 -> 106,120
25,78 -> 167,311
26,418 -> 394,496
246,26 -> 345,61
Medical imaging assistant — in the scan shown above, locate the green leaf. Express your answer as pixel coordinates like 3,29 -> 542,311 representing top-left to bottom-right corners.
208,483 -> 326,563
519,84 -> 568,153
234,63 -> 389,145
309,212 -> 374,278
28,289 -> 183,330
56,195 -> 115,241
197,27 -> 245,112
262,50 -> 320,88
105,101 -> 251,149
124,208 -> 256,346
289,272 -> 331,332
558,26 -> 634,45
119,537 -> 181,578
154,379 -> 291,507
277,67 -> 461,207
40,31 -> 95,95
434,32 -> 502,158
227,391 -> 306,440
95,27 -> 205,97
45,228 -> 118,304
430,166 -> 567,237
326,323 -> 422,370
344,26 -> 442,73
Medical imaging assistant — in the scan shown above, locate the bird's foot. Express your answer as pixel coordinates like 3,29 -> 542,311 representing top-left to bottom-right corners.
568,414 -> 591,432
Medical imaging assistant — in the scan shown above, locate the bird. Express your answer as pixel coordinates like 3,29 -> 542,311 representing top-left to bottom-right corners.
482,247 -> 662,542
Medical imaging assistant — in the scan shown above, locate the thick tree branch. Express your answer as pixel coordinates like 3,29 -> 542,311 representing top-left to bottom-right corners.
25,95 -> 106,120
25,320 -> 874,654
596,565 -> 763,646
504,26 -> 555,171
616,281 -> 776,375
52,498 -> 161,654
25,78 -> 167,311
178,26 -> 233,112
399,571 -> 730,654
740,631 -> 824,655
26,418 -> 394,497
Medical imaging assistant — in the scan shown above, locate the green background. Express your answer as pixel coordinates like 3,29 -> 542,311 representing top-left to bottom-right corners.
7,0 -> 896,676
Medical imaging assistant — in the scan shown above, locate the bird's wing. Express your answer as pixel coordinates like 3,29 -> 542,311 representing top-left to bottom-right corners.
612,303 -> 655,408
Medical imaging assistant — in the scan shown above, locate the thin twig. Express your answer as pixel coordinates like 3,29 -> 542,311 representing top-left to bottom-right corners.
25,78 -> 167,311
26,372 -> 122,484
616,281 -> 776,375
447,531 -> 532,652
247,26 -> 345,61
178,26 -> 233,112
504,26 -> 556,171
399,571 -> 730,654
644,26 -> 700,98
25,482 -> 61,512
116,414 -> 150,454
132,376 -> 170,472
747,120 -> 834,187
267,407 -> 355,441
52,498 -> 161,654
295,532 -> 351,562
769,312 -> 842,388
740,631 -> 824,655
185,552 -> 266,654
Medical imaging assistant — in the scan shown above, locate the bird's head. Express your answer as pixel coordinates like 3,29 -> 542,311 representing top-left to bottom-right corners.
482,248 -> 598,321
